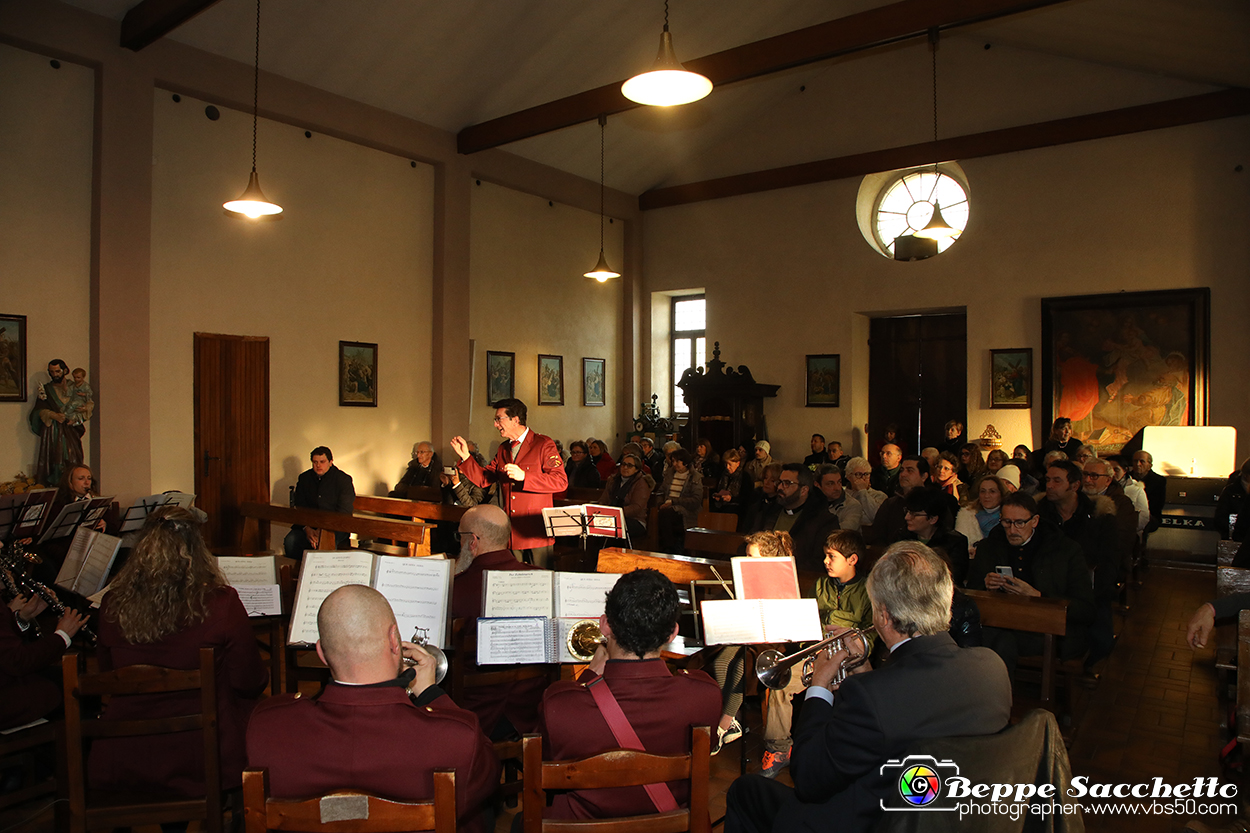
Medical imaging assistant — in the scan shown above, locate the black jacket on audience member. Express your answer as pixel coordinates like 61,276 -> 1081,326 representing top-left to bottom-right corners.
564,458 -> 602,490
1216,474 -> 1249,541
903,527 -> 970,587
747,490 -> 840,574
1037,492 -> 1120,601
710,467 -> 749,516
1136,469 -> 1167,533
389,453 -> 442,497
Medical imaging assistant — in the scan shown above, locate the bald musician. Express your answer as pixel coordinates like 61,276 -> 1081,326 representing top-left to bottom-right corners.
246,585 -> 499,832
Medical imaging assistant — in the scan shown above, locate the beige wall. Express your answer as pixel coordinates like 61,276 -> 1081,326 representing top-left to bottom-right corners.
468,181 -> 624,457
642,117 -> 1250,467
0,44 -> 94,486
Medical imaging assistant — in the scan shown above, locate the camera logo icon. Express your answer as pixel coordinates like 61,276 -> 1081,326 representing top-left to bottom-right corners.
879,755 -> 959,812
898,763 -> 942,806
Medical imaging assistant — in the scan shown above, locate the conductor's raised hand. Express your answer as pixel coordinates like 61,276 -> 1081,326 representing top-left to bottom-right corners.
449,436 -> 470,462
401,641 -> 438,697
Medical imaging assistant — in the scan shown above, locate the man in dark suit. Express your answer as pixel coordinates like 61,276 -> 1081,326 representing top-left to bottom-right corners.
247,585 -> 499,833
726,541 -> 1012,833
1132,450 -> 1167,534
745,464 -> 839,574
284,445 -> 356,559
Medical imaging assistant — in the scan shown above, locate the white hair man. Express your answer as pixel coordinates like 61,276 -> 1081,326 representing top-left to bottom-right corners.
842,456 -> 886,525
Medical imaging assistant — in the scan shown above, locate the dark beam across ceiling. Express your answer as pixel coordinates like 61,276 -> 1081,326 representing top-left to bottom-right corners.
121,0 -> 224,51
638,88 -> 1250,210
456,0 -> 1072,154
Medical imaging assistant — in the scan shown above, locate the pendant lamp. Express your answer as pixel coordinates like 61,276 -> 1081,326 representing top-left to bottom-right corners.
224,0 -> 282,218
621,1 -> 712,107
913,28 -> 956,241
585,115 -> 620,283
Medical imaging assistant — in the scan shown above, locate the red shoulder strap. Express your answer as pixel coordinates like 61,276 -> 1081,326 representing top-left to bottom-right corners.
585,677 -> 679,814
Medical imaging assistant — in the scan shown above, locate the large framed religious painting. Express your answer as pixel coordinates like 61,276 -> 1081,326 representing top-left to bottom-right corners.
537,354 -> 564,406
486,351 -> 515,405
805,354 -> 840,407
339,341 -> 378,407
1041,289 -> 1209,454
0,314 -> 27,402
989,349 -> 1031,409
582,358 -> 606,407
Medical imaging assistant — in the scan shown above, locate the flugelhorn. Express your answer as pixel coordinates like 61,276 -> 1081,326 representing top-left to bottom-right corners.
755,626 -> 874,690
402,626 -> 448,683
566,619 -> 605,662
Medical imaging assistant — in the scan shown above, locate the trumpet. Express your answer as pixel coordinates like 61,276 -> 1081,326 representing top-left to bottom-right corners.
566,619 -> 606,662
402,626 -> 448,683
755,626 -> 874,690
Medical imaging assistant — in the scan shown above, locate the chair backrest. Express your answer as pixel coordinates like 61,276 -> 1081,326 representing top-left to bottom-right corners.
62,646 -> 221,833
243,767 -> 456,833
520,726 -> 711,833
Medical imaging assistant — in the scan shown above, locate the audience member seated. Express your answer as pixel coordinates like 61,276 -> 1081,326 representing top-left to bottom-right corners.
711,448 -> 749,517
744,441 -> 775,486
1013,443 -> 1033,469
389,441 -> 441,497
1036,417 -> 1081,471
939,419 -> 965,455
967,492 -> 1095,674
745,464 -> 839,573
618,442 -> 651,477
726,541 -> 1011,833
816,464 -> 862,531
803,434 -> 830,468
92,507 -> 268,797
933,451 -> 967,501
1216,458 -> 1250,542
985,448 -> 1009,475
843,457 -> 886,526
564,441 -> 603,490
740,463 -> 783,533
1109,455 -> 1150,534
640,437 -> 665,483
920,446 -> 940,472
284,445 -> 356,560
450,505 -> 548,739
694,437 -> 722,483
870,455 -> 935,546
536,569 -> 719,822
247,585 -> 499,833
587,439 -> 617,482
0,586 -> 87,730
598,454 -> 651,543
656,449 -> 703,553
902,488 -> 970,586
827,441 -> 850,470
1132,449 -> 1166,535
955,474 -> 1006,554
1073,444 -> 1096,468
442,467 -> 488,507
870,443 -> 902,496
874,423 -> 906,459
959,442 -> 987,485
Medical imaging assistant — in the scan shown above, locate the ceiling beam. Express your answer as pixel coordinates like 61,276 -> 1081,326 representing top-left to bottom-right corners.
120,0 -> 223,51
456,0 -> 1072,155
638,88 -> 1250,210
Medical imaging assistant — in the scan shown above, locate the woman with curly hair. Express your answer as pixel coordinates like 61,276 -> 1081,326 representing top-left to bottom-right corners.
89,507 -> 268,797
959,442 -> 987,484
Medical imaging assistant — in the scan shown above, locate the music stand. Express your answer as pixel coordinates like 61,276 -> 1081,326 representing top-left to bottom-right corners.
542,504 -> 629,550
119,492 -> 193,534
7,489 -> 57,542
0,493 -> 30,542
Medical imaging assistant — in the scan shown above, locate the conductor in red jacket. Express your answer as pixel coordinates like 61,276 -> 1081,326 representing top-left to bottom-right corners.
451,398 -> 568,568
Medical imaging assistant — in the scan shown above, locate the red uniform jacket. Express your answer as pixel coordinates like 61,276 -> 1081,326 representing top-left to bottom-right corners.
539,658 -> 720,820
246,683 -> 500,833
90,587 -> 269,795
451,549 -> 550,736
0,608 -> 68,729
458,431 -> 567,550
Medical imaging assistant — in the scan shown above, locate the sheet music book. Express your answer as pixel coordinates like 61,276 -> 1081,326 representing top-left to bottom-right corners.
477,571 -> 619,663
287,552 -> 452,647
540,504 -> 626,538
54,527 -> 122,596
699,598 -> 823,645
119,491 -> 196,533
475,616 -> 595,664
217,555 -> 282,617
9,488 -> 57,540
731,556 -> 801,600
38,496 -> 114,544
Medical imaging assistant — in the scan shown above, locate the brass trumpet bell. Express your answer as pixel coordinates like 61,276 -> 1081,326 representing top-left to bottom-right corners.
755,626 -> 874,690
403,628 -> 448,683
567,619 -> 606,662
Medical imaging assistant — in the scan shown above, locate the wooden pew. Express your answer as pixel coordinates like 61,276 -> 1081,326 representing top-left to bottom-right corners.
238,502 -> 432,557
597,547 -> 724,584
1237,610 -> 1250,746
1219,540 -> 1241,567
554,487 -> 605,507
1215,566 -> 1250,672
696,510 -> 738,533
964,589 -> 1069,706
684,527 -> 747,559
354,494 -> 467,524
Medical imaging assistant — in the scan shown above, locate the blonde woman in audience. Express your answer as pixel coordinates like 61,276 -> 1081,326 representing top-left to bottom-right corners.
955,475 -> 1008,554
90,507 -> 268,798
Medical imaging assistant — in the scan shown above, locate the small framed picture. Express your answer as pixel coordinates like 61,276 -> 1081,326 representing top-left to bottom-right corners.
990,348 -> 1032,409
0,314 -> 27,402
583,357 -> 606,407
805,354 -> 840,407
537,354 -> 564,406
339,341 -> 378,407
486,351 -> 515,405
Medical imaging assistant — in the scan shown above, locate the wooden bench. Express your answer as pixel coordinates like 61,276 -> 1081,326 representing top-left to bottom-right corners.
684,527 -> 747,559
964,589 -> 1069,706
239,502 -> 432,557
555,487 -> 605,506
1215,566 -> 1250,672
1219,539 -> 1241,567
354,494 -> 467,524
1237,609 -> 1250,746
597,547 -> 725,584
696,510 -> 738,533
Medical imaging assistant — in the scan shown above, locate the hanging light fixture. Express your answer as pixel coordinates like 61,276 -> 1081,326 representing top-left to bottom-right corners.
224,0 -> 282,218
913,28 -> 956,241
621,1 -> 712,107
585,115 -> 620,283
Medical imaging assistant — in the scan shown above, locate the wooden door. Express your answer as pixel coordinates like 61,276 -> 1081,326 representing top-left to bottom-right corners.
869,314 -> 967,457
194,333 -> 269,550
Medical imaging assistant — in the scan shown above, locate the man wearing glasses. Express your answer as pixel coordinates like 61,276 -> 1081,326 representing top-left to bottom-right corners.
842,457 -> 886,525
744,464 -> 840,574
968,491 -> 1095,675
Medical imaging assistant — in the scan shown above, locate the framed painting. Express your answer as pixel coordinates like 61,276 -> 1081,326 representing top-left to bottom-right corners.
583,357 -> 606,407
0,314 -> 27,402
486,350 -> 515,405
990,348 -> 1032,409
339,341 -> 377,406
805,354 -> 840,407
1041,288 -> 1209,453
537,354 -> 564,406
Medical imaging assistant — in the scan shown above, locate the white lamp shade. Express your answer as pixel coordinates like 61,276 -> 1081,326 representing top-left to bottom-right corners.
584,250 -> 620,281
224,170 -> 283,218
621,30 -> 712,106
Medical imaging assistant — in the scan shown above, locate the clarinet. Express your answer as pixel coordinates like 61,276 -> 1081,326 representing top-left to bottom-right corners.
2,542 -> 96,645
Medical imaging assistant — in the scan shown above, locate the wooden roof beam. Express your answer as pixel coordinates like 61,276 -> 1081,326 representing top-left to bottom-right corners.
121,0 -> 224,51
638,88 -> 1250,210
456,0 -> 1072,154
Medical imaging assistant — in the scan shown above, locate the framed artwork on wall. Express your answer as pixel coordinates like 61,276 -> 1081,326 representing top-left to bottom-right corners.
1041,288 -> 1209,453
537,354 -> 564,406
0,314 -> 27,402
486,351 -> 515,404
989,349 -> 1032,409
805,354 -> 840,407
339,341 -> 378,406
583,358 -> 606,407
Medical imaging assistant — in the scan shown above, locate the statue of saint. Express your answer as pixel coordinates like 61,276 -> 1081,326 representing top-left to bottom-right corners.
28,359 -> 89,486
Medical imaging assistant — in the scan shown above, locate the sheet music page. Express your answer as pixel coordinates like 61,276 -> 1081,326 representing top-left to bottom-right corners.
72,532 -> 122,595
373,557 -> 453,648
287,552 -> 376,644
553,572 -> 619,619
759,599 -> 823,642
541,505 -> 586,537
163,492 -> 196,508
38,501 -> 87,544
476,617 -> 550,664
700,600 -> 767,645
82,496 -> 114,525
56,528 -> 95,589
585,504 -> 625,538
216,556 -> 279,585
482,571 -> 554,618
14,488 -> 57,536
234,585 -> 283,617
732,557 -> 801,600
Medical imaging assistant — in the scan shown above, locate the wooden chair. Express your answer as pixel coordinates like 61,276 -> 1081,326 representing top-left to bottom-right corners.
62,647 -> 223,833
520,726 -> 711,833
964,590 -> 1069,707
243,767 -> 456,833
0,719 -> 59,811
